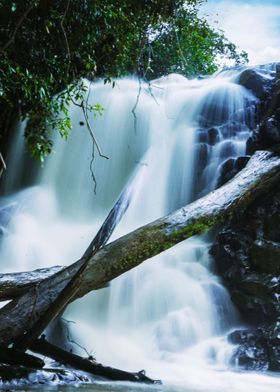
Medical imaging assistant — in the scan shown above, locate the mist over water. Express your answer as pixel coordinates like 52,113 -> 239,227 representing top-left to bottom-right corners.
0,67 -> 280,391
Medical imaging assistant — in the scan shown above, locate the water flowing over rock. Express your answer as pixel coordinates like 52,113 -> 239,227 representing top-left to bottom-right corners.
209,63 -> 280,374
0,64 -> 280,389
246,63 -> 280,153
211,183 -> 280,371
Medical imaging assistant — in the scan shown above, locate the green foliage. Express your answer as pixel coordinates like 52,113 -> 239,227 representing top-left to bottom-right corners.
0,0 -> 247,161
138,3 -> 248,78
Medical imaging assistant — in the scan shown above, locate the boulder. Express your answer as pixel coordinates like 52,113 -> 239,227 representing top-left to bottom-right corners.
246,65 -> 280,154
228,321 -> 280,372
238,68 -> 272,99
217,156 -> 250,187
207,127 -> 220,145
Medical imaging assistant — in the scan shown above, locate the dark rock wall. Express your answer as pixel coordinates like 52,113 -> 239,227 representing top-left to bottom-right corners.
211,185 -> 280,371
246,64 -> 280,153
210,63 -> 280,372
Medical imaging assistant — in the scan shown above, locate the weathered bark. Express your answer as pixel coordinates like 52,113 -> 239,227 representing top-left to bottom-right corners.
0,266 -> 64,301
30,337 -> 159,384
0,149 -> 280,346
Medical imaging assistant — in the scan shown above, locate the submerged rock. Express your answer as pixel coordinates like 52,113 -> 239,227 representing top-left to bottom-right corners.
0,365 -> 93,387
228,322 -> 280,372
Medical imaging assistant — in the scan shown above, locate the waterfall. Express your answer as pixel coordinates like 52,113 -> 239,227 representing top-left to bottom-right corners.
0,67 -> 279,391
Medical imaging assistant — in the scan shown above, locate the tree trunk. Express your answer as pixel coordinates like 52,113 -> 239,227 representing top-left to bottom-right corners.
0,149 -> 280,347
30,337 -> 159,383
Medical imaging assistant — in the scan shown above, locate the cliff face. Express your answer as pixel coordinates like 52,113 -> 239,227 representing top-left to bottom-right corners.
211,63 -> 280,372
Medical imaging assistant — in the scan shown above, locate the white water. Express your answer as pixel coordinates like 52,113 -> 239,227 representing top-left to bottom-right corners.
0,68 -> 280,391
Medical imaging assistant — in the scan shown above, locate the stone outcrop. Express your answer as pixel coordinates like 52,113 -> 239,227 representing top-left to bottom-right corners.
246,64 -> 280,154
211,183 -> 280,371
211,64 -> 280,372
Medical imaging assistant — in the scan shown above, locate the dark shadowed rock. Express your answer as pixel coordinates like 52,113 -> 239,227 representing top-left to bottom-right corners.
211,181 -> 280,371
217,156 -> 250,187
197,130 -> 207,143
228,322 -> 280,372
251,240 -> 280,274
262,115 -> 280,143
208,127 -> 220,145
238,68 -> 272,99
246,65 -> 280,154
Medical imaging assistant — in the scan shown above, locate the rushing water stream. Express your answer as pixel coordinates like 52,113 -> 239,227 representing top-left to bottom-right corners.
0,66 -> 279,391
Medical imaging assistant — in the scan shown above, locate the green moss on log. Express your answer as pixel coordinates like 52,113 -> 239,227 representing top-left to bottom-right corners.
170,222 -> 209,242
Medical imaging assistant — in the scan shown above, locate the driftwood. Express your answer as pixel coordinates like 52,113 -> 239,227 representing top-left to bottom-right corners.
30,337 -> 159,384
0,150 -> 280,348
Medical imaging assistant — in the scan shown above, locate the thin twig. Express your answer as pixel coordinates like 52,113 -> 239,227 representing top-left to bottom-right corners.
147,82 -> 160,106
90,143 -> 97,194
132,79 -> 142,134
70,93 -> 108,159
71,84 -> 107,192
84,82 -> 98,192
61,318 -> 94,358
81,104 -> 108,160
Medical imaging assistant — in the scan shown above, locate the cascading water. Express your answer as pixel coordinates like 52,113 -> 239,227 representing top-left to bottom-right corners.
0,66 -> 279,391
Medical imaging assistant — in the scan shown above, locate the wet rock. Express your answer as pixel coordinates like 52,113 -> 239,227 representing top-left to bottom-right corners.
262,115 -> 280,143
228,322 -> 280,372
207,127 -> 220,145
217,156 -> 250,187
246,66 -> 280,153
217,158 -> 235,187
218,141 -> 236,160
199,99 -> 230,127
251,240 -> 280,274
196,143 -> 209,170
197,130 -> 207,143
238,68 -> 272,99
211,181 -> 280,371
235,156 -> 250,170
0,366 -> 93,386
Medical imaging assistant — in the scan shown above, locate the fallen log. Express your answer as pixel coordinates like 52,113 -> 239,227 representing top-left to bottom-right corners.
0,149 -> 280,346
30,337 -> 159,384
0,266 -> 64,301
0,152 -> 6,180
0,346 -> 44,368
13,162 -> 138,351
